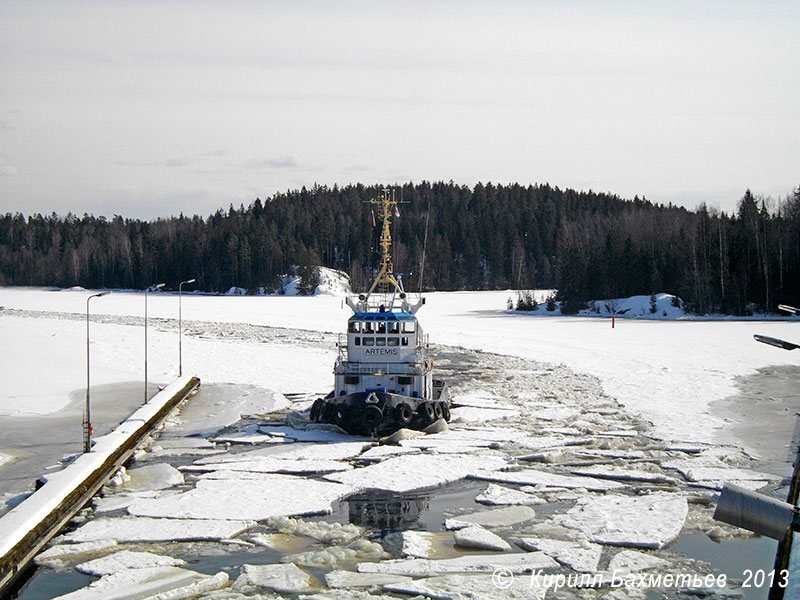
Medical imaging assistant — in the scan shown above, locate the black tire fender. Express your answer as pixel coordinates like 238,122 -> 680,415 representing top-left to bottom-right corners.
433,402 -> 444,420
420,402 -> 435,423
395,403 -> 413,425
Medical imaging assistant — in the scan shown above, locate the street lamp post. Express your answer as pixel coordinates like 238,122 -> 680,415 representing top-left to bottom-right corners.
85,291 -> 110,453
144,283 -> 165,403
178,278 -> 196,377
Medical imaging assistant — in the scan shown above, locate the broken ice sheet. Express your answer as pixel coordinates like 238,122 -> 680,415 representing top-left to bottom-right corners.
384,574 -> 546,600
453,526 -> 512,551
75,550 -> 185,576
258,424 -> 370,443
516,538 -> 602,573
444,505 -> 536,530
324,453 -> 511,494
554,492 -> 688,549
232,563 -> 318,594
449,405 -> 519,423
400,531 -> 454,558
35,540 -> 118,568
267,516 -> 363,544
570,465 -> 679,484
470,467 -> 624,491
124,463 -> 184,491
325,570 -> 412,589
183,456 -> 353,475
280,539 -> 389,569
63,516 -> 254,544
194,441 -> 370,465
475,483 -> 545,506
127,474 -> 354,520
51,566 -> 228,600
357,551 -> 558,576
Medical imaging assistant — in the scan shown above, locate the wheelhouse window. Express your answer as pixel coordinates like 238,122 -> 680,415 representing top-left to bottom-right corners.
377,322 -> 386,334
376,338 -> 386,346
402,322 -> 416,333
348,321 -> 361,333
388,322 -> 400,334
364,322 -> 374,334
387,337 -> 399,346
354,337 -> 361,346
401,337 -> 409,346
363,337 -> 374,346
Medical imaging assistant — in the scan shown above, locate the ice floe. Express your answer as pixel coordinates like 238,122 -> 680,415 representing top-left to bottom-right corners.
357,551 -> 558,576
127,474 -> 354,520
268,516 -> 364,544
516,538 -> 602,573
384,574 -> 546,600
607,549 -> 668,574
183,456 -> 352,475
35,540 -> 118,568
124,463 -> 184,491
324,453 -> 510,494
554,492 -> 688,549
75,550 -> 185,576
453,526 -> 512,551
280,539 -> 389,568
475,483 -> 545,506
570,465 -> 679,484
232,563 -> 317,594
51,566 -> 228,600
444,505 -> 536,530
64,516 -> 254,543
194,441 -> 370,464
325,570 -> 412,589
470,468 -> 624,491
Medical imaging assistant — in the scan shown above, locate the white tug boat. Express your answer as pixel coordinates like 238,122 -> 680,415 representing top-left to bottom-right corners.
310,189 -> 451,436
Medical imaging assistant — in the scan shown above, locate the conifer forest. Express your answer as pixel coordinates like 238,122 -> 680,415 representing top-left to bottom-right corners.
1,181 -> 799,315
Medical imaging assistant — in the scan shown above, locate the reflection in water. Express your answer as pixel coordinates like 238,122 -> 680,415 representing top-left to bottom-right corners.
347,490 -> 430,530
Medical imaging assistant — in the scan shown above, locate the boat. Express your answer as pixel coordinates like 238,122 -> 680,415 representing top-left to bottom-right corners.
310,188 -> 451,436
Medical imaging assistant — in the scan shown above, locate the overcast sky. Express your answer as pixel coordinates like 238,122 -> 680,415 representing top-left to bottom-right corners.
1,1 -> 798,219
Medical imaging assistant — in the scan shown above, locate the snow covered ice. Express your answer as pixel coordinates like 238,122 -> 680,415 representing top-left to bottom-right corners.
2,286 -> 796,599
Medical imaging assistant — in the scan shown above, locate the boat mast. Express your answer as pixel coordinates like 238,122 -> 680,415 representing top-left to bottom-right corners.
365,188 -> 403,299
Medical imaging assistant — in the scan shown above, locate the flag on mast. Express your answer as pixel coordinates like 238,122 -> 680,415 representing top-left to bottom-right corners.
370,209 -> 375,229
394,205 -> 400,217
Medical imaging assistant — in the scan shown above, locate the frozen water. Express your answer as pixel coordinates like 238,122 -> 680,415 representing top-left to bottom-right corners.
607,549 -> 668,574
357,551 -> 558,576
127,475 -> 354,520
75,550 -> 185,576
183,456 -> 352,475
324,453 -> 511,494
554,492 -> 688,549
35,540 -> 118,568
453,526 -> 512,551
325,570 -> 412,589
124,463 -> 184,491
267,516 -> 364,544
384,574 -> 547,600
64,516 -> 254,543
470,468 -> 624,491
570,465 -> 678,484
444,505 -> 536,530
51,566 -> 228,600
475,483 -> 545,506
193,440 -> 369,464
280,539 -> 389,568
516,538 -> 602,573
232,563 -> 317,594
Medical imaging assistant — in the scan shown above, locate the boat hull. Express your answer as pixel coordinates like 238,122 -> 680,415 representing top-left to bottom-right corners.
310,380 -> 451,437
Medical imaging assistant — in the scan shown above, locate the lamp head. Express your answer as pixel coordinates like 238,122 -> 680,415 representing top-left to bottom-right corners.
186,278 -> 196,284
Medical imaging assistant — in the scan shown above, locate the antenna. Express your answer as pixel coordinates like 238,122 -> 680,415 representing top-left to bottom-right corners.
418,196 -> 431,298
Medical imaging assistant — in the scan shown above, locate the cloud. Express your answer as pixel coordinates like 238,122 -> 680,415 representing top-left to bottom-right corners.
0,159 -> 17,177
242,155 -> 303,170
118,156 -> 196,168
